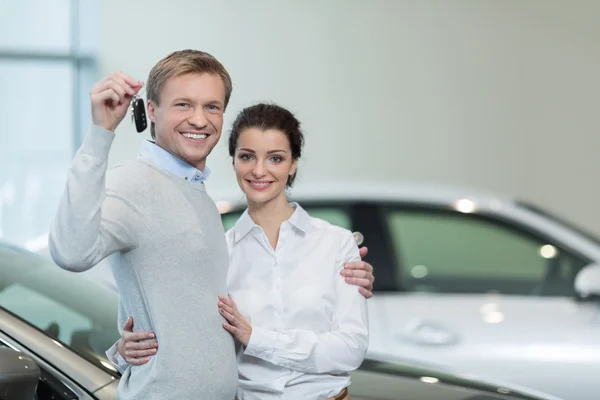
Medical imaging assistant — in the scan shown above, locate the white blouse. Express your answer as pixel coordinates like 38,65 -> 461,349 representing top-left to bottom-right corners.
226,203 -> 369,400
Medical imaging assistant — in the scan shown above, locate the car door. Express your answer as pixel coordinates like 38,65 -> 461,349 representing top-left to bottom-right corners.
369,204 -> 600,400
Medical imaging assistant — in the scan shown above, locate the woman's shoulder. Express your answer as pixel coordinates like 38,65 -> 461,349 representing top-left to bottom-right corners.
307,215 -> 355,243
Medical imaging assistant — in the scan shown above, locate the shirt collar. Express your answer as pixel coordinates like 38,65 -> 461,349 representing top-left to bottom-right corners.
138,140 -> 210,183
233,202 -> 311,243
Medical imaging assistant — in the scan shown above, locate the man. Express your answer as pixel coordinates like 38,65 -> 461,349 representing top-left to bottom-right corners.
49,50 -> 374,400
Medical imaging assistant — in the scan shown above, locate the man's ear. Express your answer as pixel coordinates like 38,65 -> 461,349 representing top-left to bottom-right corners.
147,100 -> 156,124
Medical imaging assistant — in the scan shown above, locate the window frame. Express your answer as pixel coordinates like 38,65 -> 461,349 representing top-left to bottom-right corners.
0,0 -> 98,153
0,0 -> 98,246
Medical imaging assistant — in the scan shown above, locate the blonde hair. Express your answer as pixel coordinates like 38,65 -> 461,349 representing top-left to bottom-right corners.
146,49 -> 233,139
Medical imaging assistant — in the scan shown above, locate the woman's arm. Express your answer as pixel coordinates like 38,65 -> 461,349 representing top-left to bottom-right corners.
219,231 -> 369,374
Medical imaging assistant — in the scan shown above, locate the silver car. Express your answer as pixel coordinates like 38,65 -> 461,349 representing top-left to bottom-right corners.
0,241 -> 563,400
215,182 -> 600,400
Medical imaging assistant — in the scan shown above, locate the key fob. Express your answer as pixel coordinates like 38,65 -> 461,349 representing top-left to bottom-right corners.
131,96 -> 147,133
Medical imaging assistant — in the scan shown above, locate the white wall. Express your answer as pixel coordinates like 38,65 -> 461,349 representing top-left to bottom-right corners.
98,0 -> 600,234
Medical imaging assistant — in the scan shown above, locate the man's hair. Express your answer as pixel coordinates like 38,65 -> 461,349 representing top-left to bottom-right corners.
146,49 -> 233,139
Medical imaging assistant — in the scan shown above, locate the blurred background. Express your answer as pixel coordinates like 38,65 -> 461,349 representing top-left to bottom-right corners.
2,1 -> 600,400
3,0 -> 600,248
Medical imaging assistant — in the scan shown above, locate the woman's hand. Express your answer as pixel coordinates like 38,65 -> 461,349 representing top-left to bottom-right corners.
218,295 -> 252,346
117,317 -> 158,365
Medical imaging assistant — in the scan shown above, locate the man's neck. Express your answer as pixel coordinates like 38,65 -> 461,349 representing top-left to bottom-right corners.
153,140 -> 206,172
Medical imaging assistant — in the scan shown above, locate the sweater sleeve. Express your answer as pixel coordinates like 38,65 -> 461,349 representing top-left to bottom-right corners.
49,124 -> 143,272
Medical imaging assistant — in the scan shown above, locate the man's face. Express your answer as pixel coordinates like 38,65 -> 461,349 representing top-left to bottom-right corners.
148,72 -> 225,171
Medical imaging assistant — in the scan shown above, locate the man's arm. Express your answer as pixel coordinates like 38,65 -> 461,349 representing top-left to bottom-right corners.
49,127 -> 141,270
49,72 -> 143,271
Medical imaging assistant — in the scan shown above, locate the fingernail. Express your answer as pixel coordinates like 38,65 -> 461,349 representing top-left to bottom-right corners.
152,349 -> 157,353
149,333 -> 155,338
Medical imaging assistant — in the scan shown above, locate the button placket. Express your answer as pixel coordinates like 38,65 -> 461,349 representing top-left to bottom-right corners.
274,254 -> 284,325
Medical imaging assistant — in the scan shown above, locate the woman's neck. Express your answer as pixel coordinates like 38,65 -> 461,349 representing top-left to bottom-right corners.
248,194 -> 294,249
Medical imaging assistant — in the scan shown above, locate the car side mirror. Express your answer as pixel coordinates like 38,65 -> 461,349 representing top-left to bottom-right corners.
0,347 -> 40,400
574,263 -> 600,300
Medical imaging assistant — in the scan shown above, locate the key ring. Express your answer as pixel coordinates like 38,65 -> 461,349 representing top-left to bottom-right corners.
130,87 -> 148,133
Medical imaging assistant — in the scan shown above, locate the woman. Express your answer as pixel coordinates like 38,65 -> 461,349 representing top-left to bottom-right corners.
113,103 -> 371,400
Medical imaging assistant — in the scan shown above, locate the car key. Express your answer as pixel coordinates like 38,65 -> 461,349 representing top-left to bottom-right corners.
130,93 -> 147,133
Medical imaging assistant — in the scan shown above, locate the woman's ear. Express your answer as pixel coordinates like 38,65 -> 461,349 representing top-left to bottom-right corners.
290,159 -> 298,177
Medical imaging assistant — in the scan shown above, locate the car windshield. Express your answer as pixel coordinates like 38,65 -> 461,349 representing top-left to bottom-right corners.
0,243 -> 120,376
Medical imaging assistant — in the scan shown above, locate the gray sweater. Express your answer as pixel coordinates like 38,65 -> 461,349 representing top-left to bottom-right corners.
49,125 -> 238,399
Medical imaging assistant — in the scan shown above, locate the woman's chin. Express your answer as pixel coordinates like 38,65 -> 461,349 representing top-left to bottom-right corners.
243,188 -> 285,206
245,193 -> 273,206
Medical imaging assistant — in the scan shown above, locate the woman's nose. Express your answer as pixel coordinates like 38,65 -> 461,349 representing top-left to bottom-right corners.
252,164 -> 266,177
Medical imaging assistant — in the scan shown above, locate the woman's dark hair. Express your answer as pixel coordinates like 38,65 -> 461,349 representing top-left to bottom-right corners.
228,103 -> 305,187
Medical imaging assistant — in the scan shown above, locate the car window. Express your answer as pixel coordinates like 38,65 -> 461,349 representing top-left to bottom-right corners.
0,284 -> 92,344
221,206 -> 352,232
0,244 -> 120,375
384,209 -> 584,296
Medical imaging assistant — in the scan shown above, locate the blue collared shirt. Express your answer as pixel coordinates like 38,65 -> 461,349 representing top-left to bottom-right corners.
138,140 -> 210,183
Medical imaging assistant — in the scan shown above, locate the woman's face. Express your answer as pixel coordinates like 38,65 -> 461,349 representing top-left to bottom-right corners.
233,127 -> 297,206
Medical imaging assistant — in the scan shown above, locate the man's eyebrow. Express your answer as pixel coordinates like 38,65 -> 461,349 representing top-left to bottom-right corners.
206,100 -> 225,107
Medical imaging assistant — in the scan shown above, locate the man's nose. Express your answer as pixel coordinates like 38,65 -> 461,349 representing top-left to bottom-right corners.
189,109 -> 208,128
